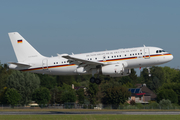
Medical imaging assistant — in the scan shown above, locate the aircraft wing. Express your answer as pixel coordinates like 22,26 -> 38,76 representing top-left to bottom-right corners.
62,55 -> 104,66
8,62 -> 31,67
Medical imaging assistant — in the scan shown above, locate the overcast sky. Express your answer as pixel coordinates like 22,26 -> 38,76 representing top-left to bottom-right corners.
0,0 -> 179,73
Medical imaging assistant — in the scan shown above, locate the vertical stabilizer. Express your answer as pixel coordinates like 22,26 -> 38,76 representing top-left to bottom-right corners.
8,32 -> 44,62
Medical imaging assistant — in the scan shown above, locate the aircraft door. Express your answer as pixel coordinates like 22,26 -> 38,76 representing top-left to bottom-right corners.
103,55 -> 106,61
144,48 -> 150,59
42,59 -> 48,70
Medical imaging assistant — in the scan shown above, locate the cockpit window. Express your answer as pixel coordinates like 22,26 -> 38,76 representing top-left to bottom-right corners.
156,50 -> 165,53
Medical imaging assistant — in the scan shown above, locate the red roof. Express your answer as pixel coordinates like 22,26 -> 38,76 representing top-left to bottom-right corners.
136,93 -> 146,96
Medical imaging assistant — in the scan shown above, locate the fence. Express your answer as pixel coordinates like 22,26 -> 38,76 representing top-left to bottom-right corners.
1,103 -> 180,110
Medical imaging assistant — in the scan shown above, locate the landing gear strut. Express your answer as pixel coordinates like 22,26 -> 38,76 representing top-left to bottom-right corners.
147,67 -> 151,77
90,77 -> 101,85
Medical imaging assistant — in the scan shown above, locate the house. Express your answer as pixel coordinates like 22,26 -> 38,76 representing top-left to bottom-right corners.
136,84 -> 157,101
128,83 -> 157,104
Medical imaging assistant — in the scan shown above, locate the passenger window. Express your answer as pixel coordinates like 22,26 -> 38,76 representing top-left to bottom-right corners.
156,50 -> 158,53
114,56 -> 116,58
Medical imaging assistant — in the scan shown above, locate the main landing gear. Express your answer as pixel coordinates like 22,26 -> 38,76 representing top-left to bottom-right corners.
90,77 -> 101,85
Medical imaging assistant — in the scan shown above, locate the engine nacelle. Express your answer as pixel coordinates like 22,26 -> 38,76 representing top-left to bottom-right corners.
75,67 -> 87,74
101,62 -> 130,77
110,69 -> 131,77
101,64 -> 123,75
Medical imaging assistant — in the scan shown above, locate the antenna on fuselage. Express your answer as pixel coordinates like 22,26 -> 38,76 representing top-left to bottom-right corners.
143,45 -> 146,47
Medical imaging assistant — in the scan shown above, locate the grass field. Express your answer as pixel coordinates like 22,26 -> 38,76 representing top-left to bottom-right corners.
0,115 -> 180,120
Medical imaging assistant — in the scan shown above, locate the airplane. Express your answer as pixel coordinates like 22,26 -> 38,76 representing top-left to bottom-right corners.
8,32 -> 173,84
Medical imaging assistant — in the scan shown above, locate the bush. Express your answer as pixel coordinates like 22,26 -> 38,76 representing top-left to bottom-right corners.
136,103 -> 144,109
159,99 -> 172,109
149,102 -> 159,109
130,100 -> 136,105
125,105 -> 138,109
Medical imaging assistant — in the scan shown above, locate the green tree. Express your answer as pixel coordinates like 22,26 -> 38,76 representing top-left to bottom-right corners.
118,76 -> 132,85
50,87 -> 61,104
0,87 -> 8,104
102,86 -> 130,109
5,88 -> 21,107
87,83 -> 98,104
162,66 -> 179,83
0,63 -> 12,93
56,75 -> 76,86
37,74 -> 57,89
6,71 -> 40,105
60,84 -> 77,103
157,89 -> 178,103
158,83 -> 180,105
32,87 -> 51,106
129,69 -> 138,85
172,70 -> 180,83
76,88 -> 85,104
140,66 -> 165,93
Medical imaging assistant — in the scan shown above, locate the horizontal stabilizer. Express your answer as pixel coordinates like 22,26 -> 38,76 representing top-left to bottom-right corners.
8,62 -> 31,67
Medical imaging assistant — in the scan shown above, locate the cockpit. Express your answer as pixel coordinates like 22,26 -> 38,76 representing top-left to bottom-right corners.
156,50 -> 165,53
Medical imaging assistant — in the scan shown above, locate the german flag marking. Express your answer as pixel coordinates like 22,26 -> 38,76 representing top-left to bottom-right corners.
17,40 -> 23,43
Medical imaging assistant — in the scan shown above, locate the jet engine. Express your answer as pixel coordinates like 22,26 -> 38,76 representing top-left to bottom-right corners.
101,62 -> 129,77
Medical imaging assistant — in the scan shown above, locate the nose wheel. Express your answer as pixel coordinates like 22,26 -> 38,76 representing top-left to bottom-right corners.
90,77 -> 101,85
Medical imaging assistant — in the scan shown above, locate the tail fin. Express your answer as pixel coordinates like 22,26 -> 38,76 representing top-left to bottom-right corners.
8,32 -> 44,62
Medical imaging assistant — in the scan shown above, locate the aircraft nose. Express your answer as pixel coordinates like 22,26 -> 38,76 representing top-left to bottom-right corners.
170,54 -> 173,61
167,53 -> 173,61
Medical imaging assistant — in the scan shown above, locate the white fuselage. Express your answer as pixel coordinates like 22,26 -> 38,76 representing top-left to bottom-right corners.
9,46 -> 173,76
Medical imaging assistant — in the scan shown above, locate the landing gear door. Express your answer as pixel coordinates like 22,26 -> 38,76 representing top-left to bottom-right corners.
42,59 -> 48,70
144,48 -> 150,59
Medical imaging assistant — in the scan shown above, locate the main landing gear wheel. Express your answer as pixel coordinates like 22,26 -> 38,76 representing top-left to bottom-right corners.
90,77 -> 101,85
95,78 -> 101,85
90,77 -> 96,83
